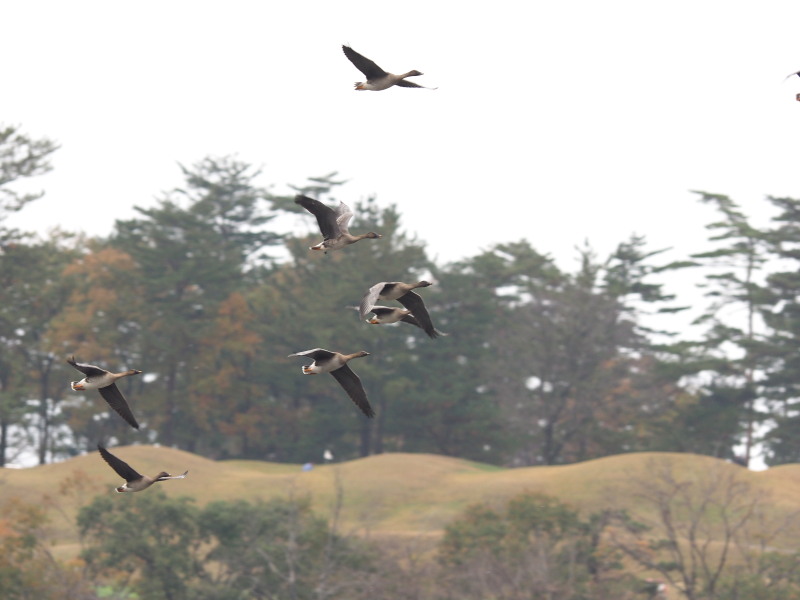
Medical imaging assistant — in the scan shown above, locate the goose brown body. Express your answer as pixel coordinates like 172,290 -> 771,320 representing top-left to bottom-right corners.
342,45 -> 435,91
97,445 -> 188,493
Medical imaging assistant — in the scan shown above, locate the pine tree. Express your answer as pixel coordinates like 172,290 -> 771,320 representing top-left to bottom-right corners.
0,233 -> 80,464
252,197 -> 436,461
0,124 -> 59,241
490,237 -> 683,465
687,192 -> 770,465
110,156 -> 281,448
0,124 -> 62,465
755,196 -> 800,464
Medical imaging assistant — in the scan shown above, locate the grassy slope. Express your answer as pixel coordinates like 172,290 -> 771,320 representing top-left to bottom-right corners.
2,446 -> 798,556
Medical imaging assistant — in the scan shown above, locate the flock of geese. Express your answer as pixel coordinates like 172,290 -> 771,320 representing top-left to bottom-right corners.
69,45 -> 440,493
75,57 -> 800,491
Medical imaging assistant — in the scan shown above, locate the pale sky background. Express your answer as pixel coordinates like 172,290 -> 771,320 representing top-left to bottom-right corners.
4,1 -> 800,271
4,1 -> 800,467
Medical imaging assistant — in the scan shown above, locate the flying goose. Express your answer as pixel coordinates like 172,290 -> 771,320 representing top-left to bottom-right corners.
342,45 -> 436,91
295,195 -> 381,253
288,348 -> 374,417
68,356 -> 142,429
97,444 -> 188,493
359,281 -> 442,338
362,305 -> 446,338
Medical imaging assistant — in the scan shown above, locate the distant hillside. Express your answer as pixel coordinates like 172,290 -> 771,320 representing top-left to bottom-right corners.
2,447 -> 797,557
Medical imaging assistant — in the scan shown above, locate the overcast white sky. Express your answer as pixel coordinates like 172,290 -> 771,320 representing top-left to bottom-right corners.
5,1 -> 800,273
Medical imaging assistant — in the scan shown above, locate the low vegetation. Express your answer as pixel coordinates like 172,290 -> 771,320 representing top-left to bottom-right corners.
2,449 -> 800,598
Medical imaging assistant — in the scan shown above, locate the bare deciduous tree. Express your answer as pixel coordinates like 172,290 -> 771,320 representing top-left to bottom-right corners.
610,458 -> 799,600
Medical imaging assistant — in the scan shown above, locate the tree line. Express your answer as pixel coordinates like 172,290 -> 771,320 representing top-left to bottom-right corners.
2,123 -> 800,468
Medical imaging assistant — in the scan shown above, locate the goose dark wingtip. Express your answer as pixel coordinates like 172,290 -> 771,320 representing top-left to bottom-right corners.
295,197 -> 380,251
98,444 -> 187,492
342,45 -> 430,91
292,349 -> 373,416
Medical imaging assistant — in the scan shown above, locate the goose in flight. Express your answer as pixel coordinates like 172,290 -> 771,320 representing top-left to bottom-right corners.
68,356 -> 142,429
342,45 -> 436,91
97,444 -> 188,493
295,195 -> 381,253
361,305 -> 446,339
359,281 -> 442,338
288,348 -> 374,417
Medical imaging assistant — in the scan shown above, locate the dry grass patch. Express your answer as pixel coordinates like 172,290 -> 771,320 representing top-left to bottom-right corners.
2,447 -> 799,562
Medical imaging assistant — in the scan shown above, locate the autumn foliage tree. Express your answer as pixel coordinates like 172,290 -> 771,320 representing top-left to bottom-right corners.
109,156 -> 282,450
0,497 -> 95,599
47,245 -> 146,448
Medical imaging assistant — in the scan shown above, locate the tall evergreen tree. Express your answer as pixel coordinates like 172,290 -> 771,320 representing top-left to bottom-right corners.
249,197 -> 436,461
490,238 -> 683,465
0,124 -> 60,465
110,156 -> 281,449
388,242 -> 551,463
0,233 -> 80,464
0,124 -> 59,241
686,192 -> 770,465
755,195 -> 800,464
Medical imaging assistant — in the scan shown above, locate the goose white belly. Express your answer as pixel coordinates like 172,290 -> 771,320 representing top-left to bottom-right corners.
302,357 -> 345,375
71,374 -> 115,390
359,79 -> 394,91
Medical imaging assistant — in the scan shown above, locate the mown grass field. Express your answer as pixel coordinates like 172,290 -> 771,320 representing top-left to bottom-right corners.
2,446 -> 798,559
